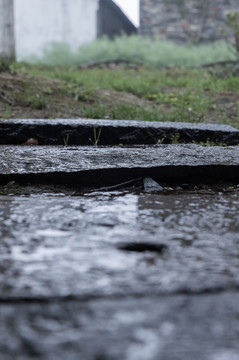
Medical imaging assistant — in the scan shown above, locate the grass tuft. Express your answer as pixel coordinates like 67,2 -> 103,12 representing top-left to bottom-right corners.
27,94 -> 48,110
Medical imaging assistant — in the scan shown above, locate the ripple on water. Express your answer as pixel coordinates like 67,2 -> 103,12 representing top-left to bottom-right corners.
0,191 -> 239,297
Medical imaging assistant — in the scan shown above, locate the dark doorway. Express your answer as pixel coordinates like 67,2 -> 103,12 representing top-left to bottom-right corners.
97,0 -> 137,39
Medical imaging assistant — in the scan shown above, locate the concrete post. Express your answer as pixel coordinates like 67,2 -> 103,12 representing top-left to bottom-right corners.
0,0 -> 15,60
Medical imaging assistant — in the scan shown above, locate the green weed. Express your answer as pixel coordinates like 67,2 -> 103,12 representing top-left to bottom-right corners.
170,133 -> 181,144
69,86 -> 95,102
63,135 -> 70,146
0,57 -> 11,72
109,104 -> 160,121
43,86 -> 53,95
3,104 -> 12,118
27,94 -> 47,109
81,104 -> 107,118
89,127 -> 102,146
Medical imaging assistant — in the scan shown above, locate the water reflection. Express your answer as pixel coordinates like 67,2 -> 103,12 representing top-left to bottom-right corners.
0,190 -> 239,298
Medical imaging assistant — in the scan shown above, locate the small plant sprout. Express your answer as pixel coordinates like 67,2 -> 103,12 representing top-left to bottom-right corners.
4,104 -> 12,118
170,133 -> 181,144
63,134 -> 70,146
89,127 -> 102,147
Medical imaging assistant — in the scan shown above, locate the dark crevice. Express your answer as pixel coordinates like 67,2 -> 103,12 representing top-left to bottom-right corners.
117,242 -> 167,253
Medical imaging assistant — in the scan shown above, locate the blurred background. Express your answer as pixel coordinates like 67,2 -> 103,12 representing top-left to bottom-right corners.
0,1 -> 238,133
0,0 -> 238,66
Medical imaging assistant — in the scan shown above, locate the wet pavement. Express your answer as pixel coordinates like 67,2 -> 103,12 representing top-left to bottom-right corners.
1,292 -> 239,360
1,119 -> 239,359
1,190 -> 239,299
1,189 -> 239,359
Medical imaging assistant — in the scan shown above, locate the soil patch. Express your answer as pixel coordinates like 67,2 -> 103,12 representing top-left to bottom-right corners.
0,68 -> 238,126
0,71 -> 152,119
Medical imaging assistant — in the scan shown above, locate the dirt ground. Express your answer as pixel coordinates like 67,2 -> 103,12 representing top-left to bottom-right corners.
0,68 -> 238,127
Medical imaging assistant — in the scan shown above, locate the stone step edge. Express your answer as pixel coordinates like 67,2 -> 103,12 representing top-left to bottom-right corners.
0,119 -> 239,145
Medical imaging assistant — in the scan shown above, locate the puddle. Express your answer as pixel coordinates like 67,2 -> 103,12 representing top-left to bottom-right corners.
0,189 -> 239,299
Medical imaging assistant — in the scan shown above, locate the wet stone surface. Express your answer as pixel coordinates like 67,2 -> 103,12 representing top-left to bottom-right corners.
2,144 -> 239,175
1,145 -> 239,190
1,117 -> 239,359
1,189 -> 239,359
0,190 -> 239,299
1,293 -> 239,360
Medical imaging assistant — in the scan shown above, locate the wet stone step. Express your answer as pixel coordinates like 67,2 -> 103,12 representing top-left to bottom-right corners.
0,118 -> 239,145
1,144 -> 239,187
0,190 -> 239,300
1,187 -> 239,360
1,119 -> 239,359
1,292 -> 239,360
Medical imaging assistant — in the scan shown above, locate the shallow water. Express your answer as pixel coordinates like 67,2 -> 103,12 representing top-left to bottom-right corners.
0,190 -> 239,299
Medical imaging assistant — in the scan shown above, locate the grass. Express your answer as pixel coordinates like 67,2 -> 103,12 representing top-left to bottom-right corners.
0,36 -> 238,127
10,64 -> 238,124
0,57 -> 11,72
17,64 -> 239,95
26,94 -> 47,109
1,63 -> 239,127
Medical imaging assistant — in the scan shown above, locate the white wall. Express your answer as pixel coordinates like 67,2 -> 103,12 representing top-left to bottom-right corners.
0,0 -> 15,59
14,0 -> 99,61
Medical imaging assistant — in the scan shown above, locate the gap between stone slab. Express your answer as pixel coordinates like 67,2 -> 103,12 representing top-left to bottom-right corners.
1,178 -> 239,197
1,165 -> 239,190
1,119 -> 239,145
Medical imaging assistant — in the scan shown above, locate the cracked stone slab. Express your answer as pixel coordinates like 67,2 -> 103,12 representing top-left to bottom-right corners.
0,118 -> 239,145
1,144 -> 239,186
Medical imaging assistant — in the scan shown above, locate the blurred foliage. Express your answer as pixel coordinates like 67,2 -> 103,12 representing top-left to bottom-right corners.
26,35 -> 236,67
0,57 -> 11,72
227,11 -> 239,58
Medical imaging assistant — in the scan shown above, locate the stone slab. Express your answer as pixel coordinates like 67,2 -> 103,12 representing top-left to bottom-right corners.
1,171 -> 239,359
1,292 -> 239,360
1,144 -> 239,186
1,191 -> 239,358
0,191 -> 239,300
0,119 -> 239,145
